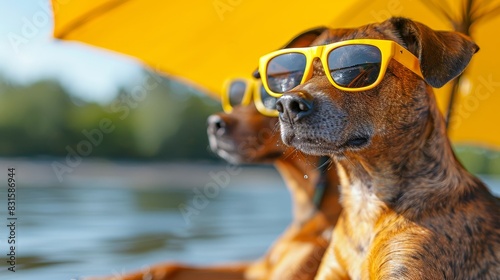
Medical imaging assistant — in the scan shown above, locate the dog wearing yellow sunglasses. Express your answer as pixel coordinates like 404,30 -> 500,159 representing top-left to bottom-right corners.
261,17 -> 500,279
88,28 -> 344,280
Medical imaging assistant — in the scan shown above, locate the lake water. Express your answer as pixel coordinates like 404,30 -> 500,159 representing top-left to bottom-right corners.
0,160 -> 499,280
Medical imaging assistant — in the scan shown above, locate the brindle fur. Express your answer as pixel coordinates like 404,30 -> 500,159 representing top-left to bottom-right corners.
276,17 -> 500,280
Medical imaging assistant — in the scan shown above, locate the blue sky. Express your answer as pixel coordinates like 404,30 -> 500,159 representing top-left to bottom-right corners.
0,0 -> 145,104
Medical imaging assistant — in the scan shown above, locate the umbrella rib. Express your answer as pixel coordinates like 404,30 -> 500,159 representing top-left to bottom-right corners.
471,4 -> 500,23
446,0 -> 473,129
469,0 -> 483,18
460,0 -> 474,33
55,0 -> 131,39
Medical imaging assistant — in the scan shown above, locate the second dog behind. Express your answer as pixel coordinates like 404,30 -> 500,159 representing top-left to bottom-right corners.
90,28 -> 342,280
207,78 -> 342,279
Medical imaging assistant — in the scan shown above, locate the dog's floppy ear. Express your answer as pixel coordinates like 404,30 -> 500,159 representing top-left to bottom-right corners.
253,27 -> 327,78
386,17 -> 479,88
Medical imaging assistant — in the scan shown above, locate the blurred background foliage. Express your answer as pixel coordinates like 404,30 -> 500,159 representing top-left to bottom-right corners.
0,70 -> 220,161
0,70 -> 500,174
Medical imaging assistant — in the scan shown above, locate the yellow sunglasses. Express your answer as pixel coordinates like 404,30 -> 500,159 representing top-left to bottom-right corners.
258,39 -> 423,97
221,78 -> 279,117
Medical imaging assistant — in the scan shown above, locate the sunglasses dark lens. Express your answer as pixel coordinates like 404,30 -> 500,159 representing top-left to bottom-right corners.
266,52 -> 306,93
259,85 -> 277,110
327,45 -> 381,88
228,81 -> 247,106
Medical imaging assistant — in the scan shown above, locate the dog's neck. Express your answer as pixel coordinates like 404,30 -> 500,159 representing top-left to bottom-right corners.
336,86 -> 479,219
274,153 -> 340,224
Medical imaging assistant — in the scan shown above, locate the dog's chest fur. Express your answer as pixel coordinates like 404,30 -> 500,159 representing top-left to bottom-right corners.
330,166 -> 388,279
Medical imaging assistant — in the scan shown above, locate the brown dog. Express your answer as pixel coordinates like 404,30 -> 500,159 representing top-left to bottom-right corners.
267,17 -> 500,279
90,28 -> 343,280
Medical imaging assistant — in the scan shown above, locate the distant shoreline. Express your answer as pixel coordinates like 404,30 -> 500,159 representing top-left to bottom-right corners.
0,158 -> 284,189
0,158 -> 498,195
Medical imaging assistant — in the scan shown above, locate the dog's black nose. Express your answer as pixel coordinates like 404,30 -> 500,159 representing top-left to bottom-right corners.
207,115 -> 227,136
276,94 -> 313,122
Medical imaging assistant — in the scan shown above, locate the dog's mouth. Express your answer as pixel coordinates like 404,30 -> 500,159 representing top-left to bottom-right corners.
209,134 -> 282,164
342,136 -> 370,149
209,138 -> 244,164
285,132 -> 371,156
208,135 -> 239,155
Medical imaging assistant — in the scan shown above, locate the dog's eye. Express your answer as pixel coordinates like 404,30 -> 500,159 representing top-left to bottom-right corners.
267,53 -> 307,93
228,81 -> 247,106
328,45 -> 382,88
331,64 -> 381,88
260,85 -> 277,110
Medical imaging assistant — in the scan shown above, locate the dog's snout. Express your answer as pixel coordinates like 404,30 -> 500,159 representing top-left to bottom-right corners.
276,94 -> 313,122
207,115 -> 227,136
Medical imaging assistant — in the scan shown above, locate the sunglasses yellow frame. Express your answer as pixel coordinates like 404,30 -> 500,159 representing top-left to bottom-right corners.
259,39 -> 424,97
221,78 -> 279,117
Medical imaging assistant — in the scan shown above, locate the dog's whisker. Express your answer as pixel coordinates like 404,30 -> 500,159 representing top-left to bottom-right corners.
315,157 -> 333,171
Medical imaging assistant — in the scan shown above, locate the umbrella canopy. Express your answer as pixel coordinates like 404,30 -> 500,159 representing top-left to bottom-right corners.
52,0 -> 500,148
52,0 -> 357,97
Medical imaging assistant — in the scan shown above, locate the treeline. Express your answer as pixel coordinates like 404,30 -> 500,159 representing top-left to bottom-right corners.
0,72 -> 499,174
0,71 -> 221,160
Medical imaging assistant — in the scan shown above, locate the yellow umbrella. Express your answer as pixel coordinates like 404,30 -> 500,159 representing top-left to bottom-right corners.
52,0 -> 357,97
51,0 -> 500,148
